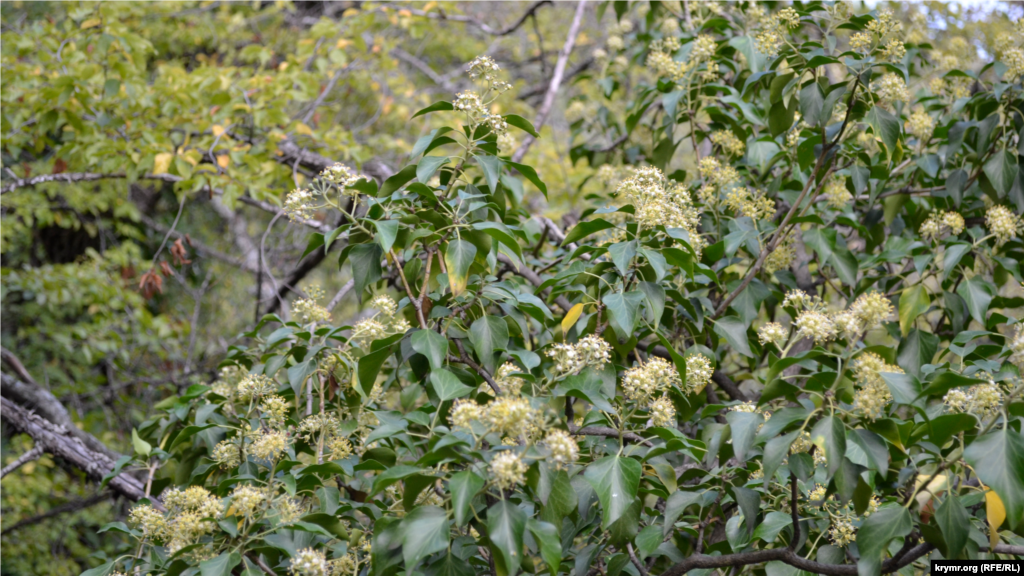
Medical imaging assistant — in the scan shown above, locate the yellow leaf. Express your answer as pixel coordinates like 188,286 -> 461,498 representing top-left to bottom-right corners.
217,155 -> 230,169
152,153 -> 173,175
211,125 -> 225,137
295,122 -> 314,136
80,18 -> 101,29
422,1 -> 437,11
336,38 -> 352,49
986,489 -> 1006,549
562,303 -> 584,334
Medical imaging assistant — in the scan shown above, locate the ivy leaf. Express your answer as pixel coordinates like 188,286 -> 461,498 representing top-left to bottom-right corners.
349,243 -> 384,302
199,552 -> 241,576
896,329 -> 938,377
430,368 -> 474,401
487,500 -> 527,576
584,455 -> 642,528
725,410 -> 764,461
416,155 -> 449,184
411,100 -> 454,118
608,241 -> 636,278
474,155 -> 503,192
799,81 -> 824,126
713,316 -> 754,357
983,149 -> 1019,197
762,431 -> 799,485
663,490 -> 705,537
856,506 -> 912,576
444,239 -> 477,297
732,486 -> 761,537
956,275 -> 995,326
865,106 -> 901,159
936,494 -> 970,558
399,505 -> 449,572
506,161 -> 548,197
602,291 -> 644,341
379,164 -> 418,197
411,329 -> 448,370
562,303 -> 584,334
637,281 -> 666,329
359,345 -> 394,396
526,519 -> 561,576
964,427 -> 1024,528
563,218 -> 616,245
449,471 -> 484,526
504,114 -> 540,137
371,219 -> 399,254
131,428 -> 152,457
810,416 -> 846,480
468,315 -> 509,375
898,285 -> 930,336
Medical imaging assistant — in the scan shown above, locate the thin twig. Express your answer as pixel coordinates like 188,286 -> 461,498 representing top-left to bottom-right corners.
0,446 -> 43,478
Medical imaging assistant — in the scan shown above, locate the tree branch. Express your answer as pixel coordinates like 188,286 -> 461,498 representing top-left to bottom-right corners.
511,0 -> 588,162
1,396 -> 161,508
0,491 -> 112,535
1,171 -> 180,195
390,1 -> 552,36
0,445 -> 43,478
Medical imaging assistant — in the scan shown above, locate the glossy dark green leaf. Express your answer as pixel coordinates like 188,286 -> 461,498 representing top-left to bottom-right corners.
350,243 -> 384,301
856,506 -> 912,576
602,291 -> 644,341
725,410 -> 763,461
474,155 -> 502,192
983,149 -> 1019,196
526,518 -> 561,576
399,505 -> 449,571
865,106 -> 900,159
964,427 -> 1024,528
487,500 -> 526,576
411,329 -> 448,370
444,239 -> 476,297
584,455 -> 642,528
199,552 -> 241,576
411,100 -> 454,118
957,275 -> 995,326
504,114 -> 539,137
713,316 -> 753,357
416,155 -> 449,184
430,368 -> 474,401
449,471 -> 484,527
563,218 -> 617,245
936,494 -> 970,558
810,416 -> 846,480
469,315 -> 509,375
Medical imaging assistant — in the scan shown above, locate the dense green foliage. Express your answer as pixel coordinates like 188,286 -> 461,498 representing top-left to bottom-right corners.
3,2 -> 1024,576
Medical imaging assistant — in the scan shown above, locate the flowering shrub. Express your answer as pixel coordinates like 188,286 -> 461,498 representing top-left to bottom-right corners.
102,5 -> 1024,576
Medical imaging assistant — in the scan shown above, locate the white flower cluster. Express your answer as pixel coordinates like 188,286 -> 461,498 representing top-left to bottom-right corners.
986,205 -> 1022,246
490,451 -> 528,489
251,430 -> 290,461
546,335 -> 612,375
786,290 -> 893,344
919,211 -> 965,241
758,322 -> 788,348
1010,323 -> 1024,369
872,73 -> 910,105
295,285 -> 331,324
352,295 -> 410,347
852,352 -> 901,421
754,7 -> 801,58
543,429 -> 580,470
290,547 -> 329,576
944,379 -> 1004,420
238,373 -> 278,400
622,357 -> 680,401
616,166 -> 703,249
129,486 -> 224,554
685,354 -> 714,393
493,362 -> 526,396
467,55 -> 511,92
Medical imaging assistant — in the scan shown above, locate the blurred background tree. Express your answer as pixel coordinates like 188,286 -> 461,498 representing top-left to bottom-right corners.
1,1 -> 1023,574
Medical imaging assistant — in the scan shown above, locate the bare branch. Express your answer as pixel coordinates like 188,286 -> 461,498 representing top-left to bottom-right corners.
1,396 -> 160,508
0,445 -> 43,478
391,48 -> 455,91
512,0 -> 588,163
1,171 -> 180,195
1,491 -> 111,536
389,1 -> 552,36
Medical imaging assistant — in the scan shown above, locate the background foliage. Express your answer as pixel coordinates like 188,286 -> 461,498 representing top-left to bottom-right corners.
2,2 -> 1024,576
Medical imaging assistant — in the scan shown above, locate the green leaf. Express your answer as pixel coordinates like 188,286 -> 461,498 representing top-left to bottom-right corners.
430,369 -> 474,401
936,494 -> 970,558
504,114 -> 540,137
371,219 -> 399,254
411,100 -> 454,118
299,513 -> 349,539
713,316 -> 754,357
370,465 -> 424,496
444,239 -> 477,297
733,486 -> 761,537
469,315 -> 509,375
799,82 -> 824,126
132,428 -> 152,457
637,281 -> 666,329
768,100 -> 795,137
563,218 -> 616,245
399,505 -> 449,571
957,275 -> 995,326
636,524 -> 662,560
379,164 -> 418,197
358,344 -> 393,396
983,150 -> 1019,196
663,490 -> 704,537
898,285 -> 930,336
602,291 -> 644,341
506,161 -> 548,196
762,431 -> 798,485
726,410 -> 764,461
584,455 -> 642,528
416,155 -> 449,184
881,371 -> 922,406
964,427 -> 1024,528
411,329 -> 448,370
475,155 -> 503,192
526,519 -> 562,576
488,500 -> 527,576
865,106 -> 901,159
449,471 -> 484,526
473,221 -> 524,261
350,243 -> 384,301
856,506 -> 912,576
200,552 -> 241,576
943,242 -> 971,280
896,329 -> 938,377
608,241 -> 636,278
80,562 -> 116,576
753,511 -> 793,543
810,416 -> 846,480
